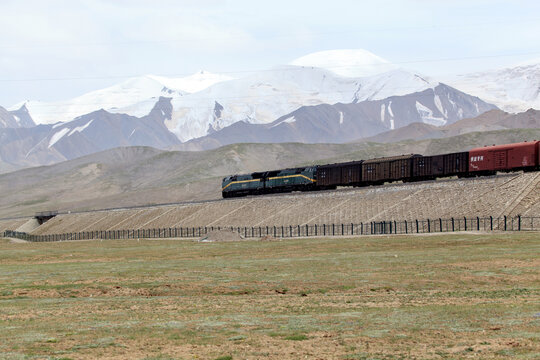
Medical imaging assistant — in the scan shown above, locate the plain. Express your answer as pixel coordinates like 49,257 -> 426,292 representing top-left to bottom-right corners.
0,232 -> 539,359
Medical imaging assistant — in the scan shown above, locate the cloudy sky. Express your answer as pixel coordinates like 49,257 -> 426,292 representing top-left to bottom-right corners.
1,0 -> 540,106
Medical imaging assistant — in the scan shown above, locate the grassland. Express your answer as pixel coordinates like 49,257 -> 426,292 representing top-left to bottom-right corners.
0,233 -> 538,359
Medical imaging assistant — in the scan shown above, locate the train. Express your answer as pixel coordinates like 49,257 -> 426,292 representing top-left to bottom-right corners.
221,141 -> 540,198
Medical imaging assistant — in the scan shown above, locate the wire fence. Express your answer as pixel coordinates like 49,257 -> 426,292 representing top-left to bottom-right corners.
3,215 -> 539,243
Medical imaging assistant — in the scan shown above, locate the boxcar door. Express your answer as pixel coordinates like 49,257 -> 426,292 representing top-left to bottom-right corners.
493,150 -> 508,170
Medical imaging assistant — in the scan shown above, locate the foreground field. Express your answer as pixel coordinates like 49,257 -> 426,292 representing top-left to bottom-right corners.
0,233 -> 538,359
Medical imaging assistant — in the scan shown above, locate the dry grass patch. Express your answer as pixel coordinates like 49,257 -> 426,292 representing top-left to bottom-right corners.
0,233 -> 539,359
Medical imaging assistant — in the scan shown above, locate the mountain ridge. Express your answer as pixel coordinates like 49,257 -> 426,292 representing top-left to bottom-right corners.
171,83 -> 497,150
2,127 -> 540,218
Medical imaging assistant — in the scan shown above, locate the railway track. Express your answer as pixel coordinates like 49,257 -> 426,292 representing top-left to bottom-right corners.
0,172 -> 519,222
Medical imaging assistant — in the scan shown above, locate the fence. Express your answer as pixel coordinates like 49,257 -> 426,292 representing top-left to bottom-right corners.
3,215 -> 539,243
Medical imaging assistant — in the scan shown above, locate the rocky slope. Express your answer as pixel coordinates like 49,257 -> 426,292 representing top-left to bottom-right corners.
0,97 -> 180,167
363,108 -> 540,143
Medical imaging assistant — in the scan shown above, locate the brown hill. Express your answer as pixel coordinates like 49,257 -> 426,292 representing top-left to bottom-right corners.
362,109 -> 540,143
1,128 -> 540,219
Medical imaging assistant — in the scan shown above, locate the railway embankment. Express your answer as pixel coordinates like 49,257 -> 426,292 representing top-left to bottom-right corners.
2,171 -> 534,237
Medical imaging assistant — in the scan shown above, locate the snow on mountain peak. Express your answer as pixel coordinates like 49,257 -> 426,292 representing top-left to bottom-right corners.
8,75 -> 180,125
7,71 -> 233,125
448,61 -> 540,112
164,65 -> 439,142
290,49 -> 398,78
148,71 -> 234,94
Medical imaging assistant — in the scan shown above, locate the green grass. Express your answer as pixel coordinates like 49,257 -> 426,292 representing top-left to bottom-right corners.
0,233 -> 538,359
283,334 -> 308,341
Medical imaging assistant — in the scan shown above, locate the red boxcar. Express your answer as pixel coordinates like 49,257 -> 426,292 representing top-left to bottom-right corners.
469,141 -> 540,174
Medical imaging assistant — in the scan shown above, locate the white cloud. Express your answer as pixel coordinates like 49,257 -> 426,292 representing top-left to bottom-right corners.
1,0 -> 540,105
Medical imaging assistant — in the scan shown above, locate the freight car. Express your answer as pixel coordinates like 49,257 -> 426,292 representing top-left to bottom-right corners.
362,154 -> 421,185
411,152 -> 469,180
317,161 -> 363,188
221,141 -> 540,198
468,141 -> 540,176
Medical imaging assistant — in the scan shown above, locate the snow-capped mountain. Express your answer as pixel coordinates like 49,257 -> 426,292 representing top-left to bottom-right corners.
290,49 -> 398,77
0,49 -> 509,169
0,105 -> 34,128
8,71 -> 232,125
175,83 -> 497,150
149,71 -> 234,93
7,50 -> 441,143
165,66 -> 439,142
0,97 -> 180,167
448,62 -> 540,112
0,106 -> 19,128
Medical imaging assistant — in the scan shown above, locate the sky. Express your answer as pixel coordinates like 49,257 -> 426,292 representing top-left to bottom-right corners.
1,0 -> 540,106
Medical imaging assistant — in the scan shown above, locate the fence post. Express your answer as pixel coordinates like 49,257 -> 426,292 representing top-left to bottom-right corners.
361,222 -> 363,235
416,219 -> 419,233
464,217 -> 467,231
490,216 -> 493,231
518,215 -> 521,231
504,216 -> 507,231
324,224 -> 326,236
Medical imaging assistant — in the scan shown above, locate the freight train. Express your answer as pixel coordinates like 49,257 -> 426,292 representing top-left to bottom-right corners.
221,141 -> 540,198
